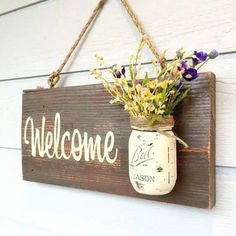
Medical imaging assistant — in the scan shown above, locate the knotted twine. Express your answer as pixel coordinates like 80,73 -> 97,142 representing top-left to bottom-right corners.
130,116 -> 189,148
47,0 -> 186,147
48,0 -> 166,88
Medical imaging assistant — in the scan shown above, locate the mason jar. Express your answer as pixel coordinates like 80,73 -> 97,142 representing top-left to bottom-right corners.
128,116 -> 177,195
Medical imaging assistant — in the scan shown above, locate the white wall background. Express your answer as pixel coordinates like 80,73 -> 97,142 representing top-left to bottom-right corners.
0,0 -> 236,235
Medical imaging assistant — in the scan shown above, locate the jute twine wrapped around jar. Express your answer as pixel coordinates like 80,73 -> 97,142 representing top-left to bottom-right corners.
130,116 -> 188,148
130,116 -> 174,131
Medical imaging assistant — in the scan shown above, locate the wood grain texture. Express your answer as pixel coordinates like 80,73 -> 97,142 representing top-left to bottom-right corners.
0,0 -> 236,80
21,72 -> 216,208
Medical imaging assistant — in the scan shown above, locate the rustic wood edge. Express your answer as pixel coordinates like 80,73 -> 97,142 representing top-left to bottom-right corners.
21,72 -> 216,209
208,72 -> 216,209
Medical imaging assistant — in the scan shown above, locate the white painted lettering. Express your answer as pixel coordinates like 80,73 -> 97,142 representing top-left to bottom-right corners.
23,113 -> 118,164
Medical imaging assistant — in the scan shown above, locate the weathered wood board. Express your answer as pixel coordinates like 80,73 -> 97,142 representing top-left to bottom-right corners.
21,72 -> 216,208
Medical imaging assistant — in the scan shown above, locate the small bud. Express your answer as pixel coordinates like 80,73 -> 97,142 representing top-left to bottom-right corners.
176,48 -> 185,59
209,49 -> 219,59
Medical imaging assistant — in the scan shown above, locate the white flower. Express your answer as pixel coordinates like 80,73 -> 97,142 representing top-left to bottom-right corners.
95,54 -> 104,66
90,69 -> 102,79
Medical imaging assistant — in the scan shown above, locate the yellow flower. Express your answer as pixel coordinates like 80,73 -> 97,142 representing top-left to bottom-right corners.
146,80 -> 156,89
156,93 -> 162,100
110,96 -> 121,104
160,81 -> 168,90
124,104 -> 129,110
141,89 -> 153,100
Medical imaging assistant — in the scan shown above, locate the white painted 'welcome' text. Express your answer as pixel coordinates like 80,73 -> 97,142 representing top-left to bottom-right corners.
24,113 -> 118,163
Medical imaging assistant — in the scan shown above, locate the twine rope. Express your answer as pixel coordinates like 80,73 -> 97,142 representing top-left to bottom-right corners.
48,0 -> 106,88
130,116 -> 189,148
48,0 -> 166,88
120,0 -> 166,68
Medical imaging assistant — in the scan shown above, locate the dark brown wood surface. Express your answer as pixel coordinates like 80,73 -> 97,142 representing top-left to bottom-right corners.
21,72 -> 216,208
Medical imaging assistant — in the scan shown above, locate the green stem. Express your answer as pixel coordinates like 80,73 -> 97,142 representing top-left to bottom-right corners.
196,57 -> 210,70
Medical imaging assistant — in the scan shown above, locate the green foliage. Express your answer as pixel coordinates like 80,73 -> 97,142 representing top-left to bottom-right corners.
91,38 -> 218,124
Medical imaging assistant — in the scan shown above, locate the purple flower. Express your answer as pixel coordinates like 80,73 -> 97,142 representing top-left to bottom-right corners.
174,80 -> 183,89
178,60 -> 198,81
183,67 -> 198,81
114,67 -> 125,78
209,49 -> 219,59
193,51 -> 208,64
177,61 -> 187,71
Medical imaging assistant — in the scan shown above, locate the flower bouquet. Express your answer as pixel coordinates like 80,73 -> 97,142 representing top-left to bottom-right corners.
91,37 -> 218,195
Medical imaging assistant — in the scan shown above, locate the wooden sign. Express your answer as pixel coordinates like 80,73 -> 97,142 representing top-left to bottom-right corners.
21,72 -> 216,208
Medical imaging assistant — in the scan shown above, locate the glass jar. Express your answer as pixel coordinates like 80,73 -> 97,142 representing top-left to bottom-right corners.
128,116 -> 177,195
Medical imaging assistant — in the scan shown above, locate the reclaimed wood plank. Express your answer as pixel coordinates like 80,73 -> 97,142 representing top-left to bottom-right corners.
21,72 -> 216,208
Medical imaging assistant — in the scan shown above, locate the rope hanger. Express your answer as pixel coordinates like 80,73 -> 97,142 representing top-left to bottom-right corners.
48,0 -> 166,88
